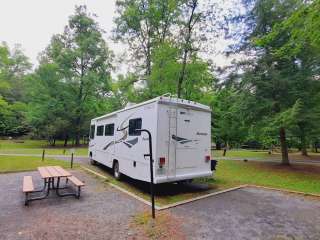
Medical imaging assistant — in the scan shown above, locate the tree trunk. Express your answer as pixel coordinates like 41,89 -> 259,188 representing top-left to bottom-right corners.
216,141 -> 221,150
268,145 -> 273,154
279,127 -> 289,165
177,49 -> 188,98
64,135 -> 68,147
75,133 -> 80,146
75,115 -> 81,146
299,127 -> 308,156
223,148 -> 227,156
177,0 -> 198,98
53,138 -> 56,147
301,141 -> 308,156
75,55 -> 85,146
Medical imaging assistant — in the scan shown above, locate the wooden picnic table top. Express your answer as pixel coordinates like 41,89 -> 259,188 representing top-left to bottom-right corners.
37,166 -> 72,179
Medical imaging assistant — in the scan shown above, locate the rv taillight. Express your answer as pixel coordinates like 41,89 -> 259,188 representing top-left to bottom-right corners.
159,157 -> 166,168
205,155 -> 211,162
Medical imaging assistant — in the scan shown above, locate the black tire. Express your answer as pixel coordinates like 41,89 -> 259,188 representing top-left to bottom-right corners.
178,179 -> 193,185
113,161 -> 121,180
89,153 -> 96,165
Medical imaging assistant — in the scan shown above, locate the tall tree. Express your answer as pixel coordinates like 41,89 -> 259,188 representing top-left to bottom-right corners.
114,0 -> 181,77
0,43 -> 31,136
42,5 -> 114,145
230,0 -> 320,164
256,0 -> 320,156
114,0 -> 217,101
176,0 -> 201,97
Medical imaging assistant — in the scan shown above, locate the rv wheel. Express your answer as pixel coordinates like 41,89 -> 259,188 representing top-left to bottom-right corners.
179,179 -> 193,185
113,161 -> 121,180
89,153 -> 96,165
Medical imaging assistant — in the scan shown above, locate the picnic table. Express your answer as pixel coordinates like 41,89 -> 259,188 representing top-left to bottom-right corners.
23,166 -> 84,206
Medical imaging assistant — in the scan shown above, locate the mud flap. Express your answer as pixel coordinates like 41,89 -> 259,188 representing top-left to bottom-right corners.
211,160 -> 217,171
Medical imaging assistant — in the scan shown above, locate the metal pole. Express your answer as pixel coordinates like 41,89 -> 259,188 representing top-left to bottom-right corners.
147,131 -> 155,219
138,129 -> 155,219
42,149 -> 45,161
71,153 -> 74,169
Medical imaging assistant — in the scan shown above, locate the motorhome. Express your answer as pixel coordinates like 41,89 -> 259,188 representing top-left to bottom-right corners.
88,96 -> 215,184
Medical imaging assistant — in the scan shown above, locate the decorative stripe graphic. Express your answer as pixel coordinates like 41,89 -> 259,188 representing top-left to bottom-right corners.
172,134 -> 198,144
103,113 -> 139,150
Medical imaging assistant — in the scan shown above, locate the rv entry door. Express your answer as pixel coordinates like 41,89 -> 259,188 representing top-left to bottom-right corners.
175,108 -> 199,169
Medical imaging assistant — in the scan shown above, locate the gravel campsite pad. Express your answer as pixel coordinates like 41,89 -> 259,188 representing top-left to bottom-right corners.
171,187 -> 320,240
0,170 -> 145,240
1,170 -> 320,240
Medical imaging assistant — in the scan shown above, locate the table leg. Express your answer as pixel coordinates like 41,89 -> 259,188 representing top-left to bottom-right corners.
25,178 -> 51,205
51,177 -> 55,189
56,177 -> 80,198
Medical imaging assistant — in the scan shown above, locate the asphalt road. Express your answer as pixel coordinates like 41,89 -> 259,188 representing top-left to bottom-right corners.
171,187 -> 320,240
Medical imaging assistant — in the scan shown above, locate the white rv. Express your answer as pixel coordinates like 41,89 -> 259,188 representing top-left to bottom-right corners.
88,96 -> 214,184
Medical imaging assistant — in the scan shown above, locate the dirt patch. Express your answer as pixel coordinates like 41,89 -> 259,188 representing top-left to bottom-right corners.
132,209 -> 186,240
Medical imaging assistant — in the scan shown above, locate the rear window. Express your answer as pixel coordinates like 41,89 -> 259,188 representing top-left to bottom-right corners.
129,118 -> 142,136
97,125 -> 104,136
90,125 -> 95,139
105,123 -> 114,136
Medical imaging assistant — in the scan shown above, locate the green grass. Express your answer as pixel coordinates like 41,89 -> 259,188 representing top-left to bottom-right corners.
0,139 -> 68,148
212,149 -> 273,158
0,148 -> 88,156
86,159 -> 320,206
212,149 -> 320,159
0,155 -> 73,173
0,140 -> 88,156
203,160 -> 320,195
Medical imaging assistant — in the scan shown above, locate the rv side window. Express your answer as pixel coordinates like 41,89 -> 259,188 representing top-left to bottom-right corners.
97,125 -> 104,136
90,125 -> 95,139
129,118 -> 142,136
105,123 -> 114,136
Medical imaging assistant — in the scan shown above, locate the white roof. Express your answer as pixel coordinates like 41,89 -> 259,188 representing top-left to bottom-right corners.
92,96 -> 211,121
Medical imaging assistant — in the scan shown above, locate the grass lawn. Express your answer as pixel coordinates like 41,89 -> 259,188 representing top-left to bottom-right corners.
201,160 -> 320,195
212,149 -> 274,158
0,155 -> 73,173
85,159 -> 320,206
0,140 -> 88,156
212,149 -> 320,161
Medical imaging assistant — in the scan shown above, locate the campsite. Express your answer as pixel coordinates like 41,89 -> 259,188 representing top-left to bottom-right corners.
1,0 -> 320,239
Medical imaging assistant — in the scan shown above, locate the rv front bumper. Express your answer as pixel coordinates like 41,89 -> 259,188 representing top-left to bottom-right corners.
154,170 -> 213,184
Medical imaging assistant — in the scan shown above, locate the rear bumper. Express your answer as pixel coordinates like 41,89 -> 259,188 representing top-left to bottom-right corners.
154,170 -> 213,184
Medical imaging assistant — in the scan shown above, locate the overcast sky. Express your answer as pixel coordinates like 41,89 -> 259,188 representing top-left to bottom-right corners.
0,0 -> 121,63
0,0 -> 243,72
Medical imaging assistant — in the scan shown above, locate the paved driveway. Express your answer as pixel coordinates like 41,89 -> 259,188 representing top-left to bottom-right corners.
0,170 -> 144,240
171,187 -> 320,240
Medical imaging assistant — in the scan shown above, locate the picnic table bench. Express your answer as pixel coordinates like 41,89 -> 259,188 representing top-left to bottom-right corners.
23,166 -> 85,206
